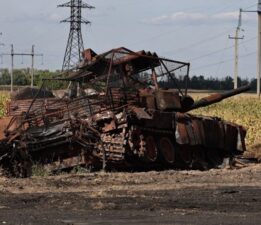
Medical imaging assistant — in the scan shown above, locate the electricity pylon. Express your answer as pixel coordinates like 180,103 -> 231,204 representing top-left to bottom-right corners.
58,0 -> 95,71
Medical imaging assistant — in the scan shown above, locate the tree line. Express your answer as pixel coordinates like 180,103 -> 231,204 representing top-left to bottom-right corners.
0,68 -> 259,91
160,75 -> 258,91
0,68 -> 67,90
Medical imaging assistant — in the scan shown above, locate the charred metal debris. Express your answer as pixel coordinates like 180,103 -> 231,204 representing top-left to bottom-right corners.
0,47 -> 250,177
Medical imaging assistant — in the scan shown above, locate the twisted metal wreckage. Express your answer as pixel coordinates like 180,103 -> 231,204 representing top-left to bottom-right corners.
0,47 -> 250,177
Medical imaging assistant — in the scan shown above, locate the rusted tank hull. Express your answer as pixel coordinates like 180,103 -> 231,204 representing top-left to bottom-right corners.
1,109 -> 246,176
93,111 -> 246,170
0,47 -> 251,177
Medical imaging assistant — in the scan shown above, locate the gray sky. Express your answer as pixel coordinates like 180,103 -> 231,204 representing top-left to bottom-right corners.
0,0 -> 258,79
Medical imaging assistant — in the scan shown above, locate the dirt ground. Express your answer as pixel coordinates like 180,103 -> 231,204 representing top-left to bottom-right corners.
0,164 -> 260,225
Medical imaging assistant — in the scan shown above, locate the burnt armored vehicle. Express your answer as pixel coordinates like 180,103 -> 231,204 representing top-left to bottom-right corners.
0,47 -> 250,176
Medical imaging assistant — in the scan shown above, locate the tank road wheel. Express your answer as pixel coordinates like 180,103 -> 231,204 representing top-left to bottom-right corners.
144,136 -> 158,163
159,137 -> 175,164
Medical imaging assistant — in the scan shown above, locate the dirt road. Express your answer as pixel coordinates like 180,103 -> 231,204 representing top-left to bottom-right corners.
0,164 -> 260,225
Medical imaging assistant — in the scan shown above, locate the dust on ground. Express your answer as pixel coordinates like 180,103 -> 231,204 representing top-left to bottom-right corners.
0,164 -> 260,225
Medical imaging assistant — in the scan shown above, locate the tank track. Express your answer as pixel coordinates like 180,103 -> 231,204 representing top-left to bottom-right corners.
138,126 -> 227,169
98,123 -> 230,170
99,128 -> 127,163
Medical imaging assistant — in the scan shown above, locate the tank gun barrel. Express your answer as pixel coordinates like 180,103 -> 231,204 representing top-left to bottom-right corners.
187,85 -> 251,112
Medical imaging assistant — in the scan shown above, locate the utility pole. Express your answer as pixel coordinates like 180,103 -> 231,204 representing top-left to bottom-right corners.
58,0 -> 95,71
242,0 -> 261,98
11,44 -> 14,93
229,9 -> 244,89
0,33 -> 4,68
31,45 -> 35,88
0,33 -> 4,47
258,1 -> 261,98
1,45 -> 43,92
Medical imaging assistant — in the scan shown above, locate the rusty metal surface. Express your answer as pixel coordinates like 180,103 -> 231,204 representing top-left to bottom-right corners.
175,114 -> 246,152
0,47 -> 250,177
155,90 -> 181,111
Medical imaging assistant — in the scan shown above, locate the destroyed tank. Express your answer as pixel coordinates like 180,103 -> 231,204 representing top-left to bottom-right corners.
0,47 -> 250,177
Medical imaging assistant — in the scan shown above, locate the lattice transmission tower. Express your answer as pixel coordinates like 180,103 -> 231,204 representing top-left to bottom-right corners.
58,0 -> 94,71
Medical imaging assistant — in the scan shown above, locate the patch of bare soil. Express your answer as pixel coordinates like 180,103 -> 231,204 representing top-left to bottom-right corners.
0,164 -> 260,225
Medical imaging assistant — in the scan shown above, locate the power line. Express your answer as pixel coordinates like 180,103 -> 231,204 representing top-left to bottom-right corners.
176,36 -> 257,63
192,51 -> 256,71
163,3 -> 258,55
129,1 -> 257,49
214,1 -> 257,14
244,3 -> 258,10
189,36 -> 257,62
163,29 -> 233,55
215,38 -> 230,76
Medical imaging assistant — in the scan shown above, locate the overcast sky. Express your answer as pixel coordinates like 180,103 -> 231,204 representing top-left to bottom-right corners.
0,0 -> 259,79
